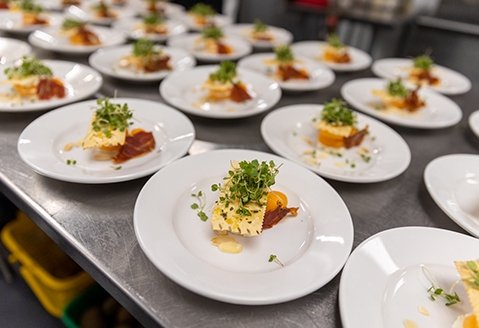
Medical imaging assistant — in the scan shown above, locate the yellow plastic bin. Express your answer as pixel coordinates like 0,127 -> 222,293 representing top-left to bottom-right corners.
0,212 -> 94,317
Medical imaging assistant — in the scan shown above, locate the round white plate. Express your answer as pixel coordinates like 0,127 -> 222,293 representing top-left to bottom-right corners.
18,98 -> 195,183
291,41 -> 372,72
168,33 -> 252,62
134,149 -> 354,304
238,53 -> 335,91
66,4 -> 136,25
341,78 -> 462,129
425,154 -> 479,238
160,65 -> 281,119
468,110 -> 479,138
0,60 -> 102,112
29,25 -> 126,54
261,104 -> 411,183
89,45 -> 195,81
177,12 -> 231,31
0,37 -> 31,65
339,226 -> 478,328
224,23 -> 293,49
113,17 -> 187,42
372,58 -> 471,95
0,11 -> 63,34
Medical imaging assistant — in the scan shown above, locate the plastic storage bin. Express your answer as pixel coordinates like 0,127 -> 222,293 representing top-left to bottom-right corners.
0,212 -> 94,317
62,284 -> 108,328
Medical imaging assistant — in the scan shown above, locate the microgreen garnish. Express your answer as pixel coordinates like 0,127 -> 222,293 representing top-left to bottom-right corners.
66,159 -> 77,165
253,19 -> 268,33
327,33 -> 344,48
191,190 -> 208,221
268,254 -> 284,266
132,38 -> 159,57
143,13 -> 163,25
190,3 -> 215,17
360,154 -> 371,163
209,61 -> 237,84
62,18 -> 85,30
20,0 -> 43,13
201,26 -> 223,40
213,160 -> 280,217
387,79 -> 409,98
112,165 -> 122,170
321,99 -> 356,127
275,45 -> 294,63
91,98 -> 133,138
93,1 -> 109,11
413,54 -> 434,70
4,56 -> 52,80
465,261 -> 479,289
428,286 -> 461,306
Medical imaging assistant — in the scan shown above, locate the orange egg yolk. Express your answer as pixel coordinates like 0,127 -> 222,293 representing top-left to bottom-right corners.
266,191 -> 288,212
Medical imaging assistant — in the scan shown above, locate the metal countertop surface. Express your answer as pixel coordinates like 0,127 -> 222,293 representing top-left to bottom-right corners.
0,34 -> 478,328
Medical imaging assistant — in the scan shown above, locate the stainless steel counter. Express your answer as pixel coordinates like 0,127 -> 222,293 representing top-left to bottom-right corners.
1,34 -> 477,328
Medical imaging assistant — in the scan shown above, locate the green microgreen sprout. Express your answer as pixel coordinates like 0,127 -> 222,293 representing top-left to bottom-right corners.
4,56 -> 52,80
209,61 -> 237,84
428,286 -> 461,306
268,254 -> 284,267
66,159 -> 77,165
132,38 -> 159,57
387,79 -> 409,98
20,0 -> 43,13
275,45 -> 294,63
201,26 -> 223,40
327,33 -> 344,48
413,54 -> 434,71
321,99 -> 356,127
143,13 -> 164,25
189,3 -> 215,17
91,98 -> 133,138
253,19 -> 268,33
61,18 -> 85,30
191,190 -> 208,221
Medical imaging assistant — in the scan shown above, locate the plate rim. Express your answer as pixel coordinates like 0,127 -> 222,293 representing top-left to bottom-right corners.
17,97 -> 196,183
261,103 -> 411,183
133,148 -> 354,304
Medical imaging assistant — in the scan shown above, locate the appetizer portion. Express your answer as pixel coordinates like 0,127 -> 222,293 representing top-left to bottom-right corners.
250,19 -> 273,42
19,0 -> 48,26
452,260 -> 479,328
61,19 -> 101,46
372,79 -> 425,112
80,98 -> 156,164
0,0 -> 10,9
137,13 -> 167,35
119,39 -> 171,73
409,54 -> 440,86
62,0 -> 81,6
273,45 -> 309,81
188,2 -> 215,28
211,160 -> 298,237
91,1 -> 116,19
314,99 -> 368,149
203,61 -> 252,103
2,56 -> 65,101
322,34 -> 351,64
195,26 -> 232,55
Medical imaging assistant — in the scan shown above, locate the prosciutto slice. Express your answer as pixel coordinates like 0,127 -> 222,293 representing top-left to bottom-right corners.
113,131 -> 156,164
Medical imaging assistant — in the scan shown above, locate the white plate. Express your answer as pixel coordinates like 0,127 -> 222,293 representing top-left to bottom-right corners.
29,25 -> 126,54
0,11 -> 63,34
261,104 -> 411,183
89,45 -> 195,81
425,154 -> 479,238
223,23 -> 293,49
0,37 -> 31,65
291,41 -> 372,72
372,58 -> 471,95
341,78 -> 462,129
66,4 -> 136,25
168,33 -> 252,62
238,53 -> 335,91
18,98 -> 195,183
176,12 -> 231,31
112,17 -> 187,42
0,60 -> 102,112
468,110 -> 479,138
134,149 -> 354,304
339,226 -> 478,328
160,65 -> 281,119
